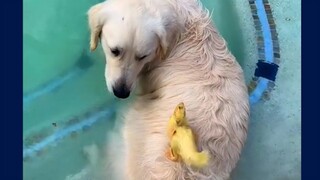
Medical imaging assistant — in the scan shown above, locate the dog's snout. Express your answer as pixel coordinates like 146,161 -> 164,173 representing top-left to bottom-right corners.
112,83 -> 131,99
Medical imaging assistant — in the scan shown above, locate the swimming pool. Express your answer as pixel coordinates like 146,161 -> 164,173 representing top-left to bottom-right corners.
23,0 -> 301,179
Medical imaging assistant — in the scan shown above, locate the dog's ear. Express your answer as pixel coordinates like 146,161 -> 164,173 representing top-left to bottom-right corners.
88,2 -> 108,52
155,26 -> 169,60
154,12 -> 182,60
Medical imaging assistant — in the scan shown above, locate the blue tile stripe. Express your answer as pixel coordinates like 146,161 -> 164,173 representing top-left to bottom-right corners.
23,105 -> 115,159
23,67 -> 83,106
248,0 -> 280,104
23,50 -> 93,108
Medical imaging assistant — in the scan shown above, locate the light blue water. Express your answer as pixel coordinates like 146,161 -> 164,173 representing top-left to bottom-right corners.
23,0 -> 251,179
23,0 -> 301,179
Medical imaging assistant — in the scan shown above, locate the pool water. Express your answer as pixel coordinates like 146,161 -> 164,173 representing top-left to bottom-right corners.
23,0 -> 301,179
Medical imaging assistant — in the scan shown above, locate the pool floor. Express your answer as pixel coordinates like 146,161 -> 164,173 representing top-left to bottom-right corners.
232,0 -> 301,179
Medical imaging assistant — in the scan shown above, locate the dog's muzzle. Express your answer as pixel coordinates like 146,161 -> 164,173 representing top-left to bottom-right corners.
112,83 -> 130,99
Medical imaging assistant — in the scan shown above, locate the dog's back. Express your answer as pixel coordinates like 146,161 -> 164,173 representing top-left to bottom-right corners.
120,0 -> 249,179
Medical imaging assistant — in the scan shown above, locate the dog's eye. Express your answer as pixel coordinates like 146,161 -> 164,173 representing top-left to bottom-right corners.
111,48 -> 120,57
136,55 -> 148,61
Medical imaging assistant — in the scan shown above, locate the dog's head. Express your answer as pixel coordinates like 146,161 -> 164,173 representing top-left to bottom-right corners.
88,0 -> 181,99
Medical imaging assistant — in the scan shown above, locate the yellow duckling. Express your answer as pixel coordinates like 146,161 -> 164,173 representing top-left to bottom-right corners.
165,102 -> 209,168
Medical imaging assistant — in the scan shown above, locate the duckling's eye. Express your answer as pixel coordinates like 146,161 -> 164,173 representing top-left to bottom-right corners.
136,55 -> 148,61
110,48 -> 120,57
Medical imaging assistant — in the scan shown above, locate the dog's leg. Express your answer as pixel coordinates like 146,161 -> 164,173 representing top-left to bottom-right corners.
123,122 -> 145,180
139,133 -> 180,180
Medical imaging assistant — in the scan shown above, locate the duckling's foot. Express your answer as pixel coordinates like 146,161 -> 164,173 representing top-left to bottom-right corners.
165,147 -> 179,162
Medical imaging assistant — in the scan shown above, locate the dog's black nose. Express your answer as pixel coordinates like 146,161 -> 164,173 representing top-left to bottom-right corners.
112,84 -> 130,99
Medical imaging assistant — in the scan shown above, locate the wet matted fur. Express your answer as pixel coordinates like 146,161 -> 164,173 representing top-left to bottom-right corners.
88,0 -> 249,179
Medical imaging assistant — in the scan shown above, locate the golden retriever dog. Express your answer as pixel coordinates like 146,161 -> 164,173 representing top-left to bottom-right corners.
87,0 -> 249,179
